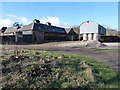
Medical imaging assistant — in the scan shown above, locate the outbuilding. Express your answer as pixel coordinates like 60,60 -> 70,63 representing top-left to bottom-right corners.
80,21 -> 106,41
15,19 -> 76,44
0,27 -> 16,44
65,26 -> 80,41
1,19 -> 80,44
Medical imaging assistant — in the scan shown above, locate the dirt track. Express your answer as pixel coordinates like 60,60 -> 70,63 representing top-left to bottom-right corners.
1,41 -> 119,73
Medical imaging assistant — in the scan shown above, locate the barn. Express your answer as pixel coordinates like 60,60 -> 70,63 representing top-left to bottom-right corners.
0,20 -> 79,44
79,21 -> 106,41
65,26 -> 80,41
14,19 -> 79,44
0,26 -> 16,44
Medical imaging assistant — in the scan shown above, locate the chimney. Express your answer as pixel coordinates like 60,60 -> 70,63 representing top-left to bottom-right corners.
46,22 -> 51,26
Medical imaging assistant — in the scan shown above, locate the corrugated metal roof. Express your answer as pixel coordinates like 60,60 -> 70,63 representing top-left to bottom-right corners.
3,27 -> 16,34
16,23 -> 34,32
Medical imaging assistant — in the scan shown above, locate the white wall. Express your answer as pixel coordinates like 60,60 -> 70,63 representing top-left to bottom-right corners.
80,21 -> 98,34
2,33 -> 15,36
22,31 -> 32,35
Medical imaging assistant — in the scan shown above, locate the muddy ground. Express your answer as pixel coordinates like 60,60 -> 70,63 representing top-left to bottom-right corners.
0,41 -> 119,73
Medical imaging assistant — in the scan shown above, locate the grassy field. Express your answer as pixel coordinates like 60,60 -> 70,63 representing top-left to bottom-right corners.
0,49 -> 119,89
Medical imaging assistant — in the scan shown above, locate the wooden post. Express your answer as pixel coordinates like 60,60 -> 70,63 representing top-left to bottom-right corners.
32,30 -> 34,44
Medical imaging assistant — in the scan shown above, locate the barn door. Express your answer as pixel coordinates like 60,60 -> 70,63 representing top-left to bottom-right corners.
70,35 -> 74,41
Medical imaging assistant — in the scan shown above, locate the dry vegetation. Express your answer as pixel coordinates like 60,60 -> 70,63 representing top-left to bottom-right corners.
0,48 -> 119,89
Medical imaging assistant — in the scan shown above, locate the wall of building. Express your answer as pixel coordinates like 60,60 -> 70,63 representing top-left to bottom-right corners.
98,25 -> 106,35
2,35 -> 15,44
22,31 -> 33,44
101,36 -> 120,42
34,30 -> 44,43
68,29 -> 79,41
23,35 -> 33,44
16,32 -> 23,44
44,33 -> 67,41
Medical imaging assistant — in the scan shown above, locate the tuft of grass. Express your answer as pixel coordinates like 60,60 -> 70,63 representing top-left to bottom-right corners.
0,49 -> 119,89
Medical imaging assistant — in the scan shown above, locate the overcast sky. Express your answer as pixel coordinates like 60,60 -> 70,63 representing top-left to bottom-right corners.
0,2 -> 118,29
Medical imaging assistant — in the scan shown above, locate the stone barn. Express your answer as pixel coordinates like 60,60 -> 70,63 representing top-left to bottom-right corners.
65,26 -> 80,41
15,19 -> 78,44
0,27 -> 16,44
79,21 -> 106,41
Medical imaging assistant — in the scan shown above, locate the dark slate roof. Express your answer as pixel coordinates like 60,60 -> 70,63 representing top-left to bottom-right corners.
16,22 -> 74,34
20,22 -> 67,34
98,25 -> 106,30
34,23 -> 67,34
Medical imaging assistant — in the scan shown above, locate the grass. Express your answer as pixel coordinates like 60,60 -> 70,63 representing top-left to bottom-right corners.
0,49 -> 119,89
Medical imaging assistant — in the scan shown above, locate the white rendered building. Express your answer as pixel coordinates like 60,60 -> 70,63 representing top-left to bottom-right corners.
80,21 -> 106,41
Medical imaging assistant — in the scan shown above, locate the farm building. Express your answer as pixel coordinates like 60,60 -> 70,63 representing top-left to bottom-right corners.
65,26 -> 80,41
0,22 -> 23,44
0,26 -> 16,44
2,20 -> 119,44
101,28 -> 120,42
79,21 -> 106,41
0,19 -> 79,44
15,20 -> 79,44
